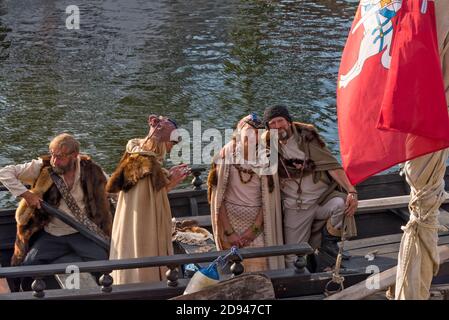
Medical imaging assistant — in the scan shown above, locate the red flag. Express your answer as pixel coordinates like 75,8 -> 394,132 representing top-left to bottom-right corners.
337,0 -> 449,185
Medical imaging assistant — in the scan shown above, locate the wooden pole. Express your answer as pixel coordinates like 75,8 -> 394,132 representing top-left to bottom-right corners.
325,244 -> 449,300
41,202 -> 110,251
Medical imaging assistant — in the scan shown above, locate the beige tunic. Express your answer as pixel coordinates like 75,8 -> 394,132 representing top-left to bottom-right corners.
395,2 -> 449,300
109,140 -> 173,285
224,165 -> 262,207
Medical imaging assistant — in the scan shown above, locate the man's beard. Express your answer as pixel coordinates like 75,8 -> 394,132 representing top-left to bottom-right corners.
278,129 -> 289,141
52,159 -> 76,175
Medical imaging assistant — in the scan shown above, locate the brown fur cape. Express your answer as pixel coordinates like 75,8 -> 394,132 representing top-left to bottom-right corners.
106,152 -> 169,193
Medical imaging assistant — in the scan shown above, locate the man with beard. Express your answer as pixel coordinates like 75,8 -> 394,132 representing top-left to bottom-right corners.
263,106 -> 358,266
0,133 -> 112,288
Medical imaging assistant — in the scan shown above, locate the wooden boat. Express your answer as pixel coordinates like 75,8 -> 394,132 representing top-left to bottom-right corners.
1,167 -> 449,300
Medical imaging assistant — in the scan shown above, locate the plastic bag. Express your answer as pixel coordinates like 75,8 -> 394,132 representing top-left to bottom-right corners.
183,246 -> 240,295
183,262 -> 220,295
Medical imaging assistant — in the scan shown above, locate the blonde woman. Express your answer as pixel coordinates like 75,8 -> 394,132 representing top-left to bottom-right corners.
208,114 -> 284,272
107,115 -> 189,284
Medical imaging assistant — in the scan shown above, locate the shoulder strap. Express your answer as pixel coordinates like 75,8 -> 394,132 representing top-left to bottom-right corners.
49,171 -> 110,242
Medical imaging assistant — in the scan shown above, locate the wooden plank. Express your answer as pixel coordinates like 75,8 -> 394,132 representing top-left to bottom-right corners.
348,235 -> 449,261
393,208 -> 449,229
343,233 -> 404,251
357,195 -> 410,213
439,209 -> 449,228
171,274 -> 275,300
429,284 -> 449,300
345,234 -> 449,260
392,208 -> 410,222
325,244 -> 449,300
357,195 -> 449,214
0,278 -> 190,300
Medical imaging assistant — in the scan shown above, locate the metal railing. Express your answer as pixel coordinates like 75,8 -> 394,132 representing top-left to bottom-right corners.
0,243 -> 312,299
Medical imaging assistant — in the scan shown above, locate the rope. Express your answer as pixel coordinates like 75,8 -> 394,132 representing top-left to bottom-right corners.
324,217 -> 347,297
213,246 -> 242,269
396,213 -> 440,296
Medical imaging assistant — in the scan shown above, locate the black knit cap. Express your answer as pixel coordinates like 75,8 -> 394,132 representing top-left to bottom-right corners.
263,105 -> 292,127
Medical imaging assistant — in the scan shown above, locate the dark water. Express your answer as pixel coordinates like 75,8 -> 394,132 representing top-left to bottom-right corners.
0,0 -> 357,207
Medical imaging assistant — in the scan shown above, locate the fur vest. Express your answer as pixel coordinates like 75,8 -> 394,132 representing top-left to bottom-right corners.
11,155 -> 113,266
106,152 -> 169,193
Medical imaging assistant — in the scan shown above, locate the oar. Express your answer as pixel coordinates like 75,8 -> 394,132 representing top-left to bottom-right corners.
40,201 -> 110,251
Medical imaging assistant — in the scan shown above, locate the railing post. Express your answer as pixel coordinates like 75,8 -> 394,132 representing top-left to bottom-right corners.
191,167 -> 205,190
166,265 -> 179,287
230,258 -> 244,277
31,278 -> 46,298
294,255 -> 307,273
99,272 -> 113,293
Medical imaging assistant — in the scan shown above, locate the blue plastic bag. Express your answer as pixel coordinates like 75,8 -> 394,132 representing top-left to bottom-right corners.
183,246 -> 240,295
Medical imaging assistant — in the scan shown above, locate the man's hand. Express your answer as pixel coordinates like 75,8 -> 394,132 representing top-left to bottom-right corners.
20,191 -> 42,209
345,193 -> 358,216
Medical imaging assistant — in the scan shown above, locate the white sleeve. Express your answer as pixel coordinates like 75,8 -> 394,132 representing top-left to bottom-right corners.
0,159 -> 44,197
126,139 -> 143,153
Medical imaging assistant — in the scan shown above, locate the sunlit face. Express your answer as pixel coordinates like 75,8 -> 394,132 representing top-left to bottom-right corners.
165,140 -> 178,153
50,146 -> 78,175
267,116 -> 292,141
237,125 -> 260,162
239,125 -> 259,147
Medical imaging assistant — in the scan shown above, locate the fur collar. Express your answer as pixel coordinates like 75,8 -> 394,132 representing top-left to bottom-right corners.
11,156 -> 112,266
106,153 -> 169,193
292,122 -> 326,148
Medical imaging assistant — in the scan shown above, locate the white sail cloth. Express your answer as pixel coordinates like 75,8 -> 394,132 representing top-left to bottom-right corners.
395,149 -> 449,300
395,2 -> 449,299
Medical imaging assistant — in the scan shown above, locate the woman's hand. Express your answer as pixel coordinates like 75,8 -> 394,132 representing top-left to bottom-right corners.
227,232 -> 243,247
166,164 -> 191,191
240,228 -> 258,247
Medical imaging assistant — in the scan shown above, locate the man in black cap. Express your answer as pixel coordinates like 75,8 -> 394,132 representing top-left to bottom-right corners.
263,105 -> 358,266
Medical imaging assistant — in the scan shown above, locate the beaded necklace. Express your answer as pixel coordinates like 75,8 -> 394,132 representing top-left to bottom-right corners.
233,164 -> 255,184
